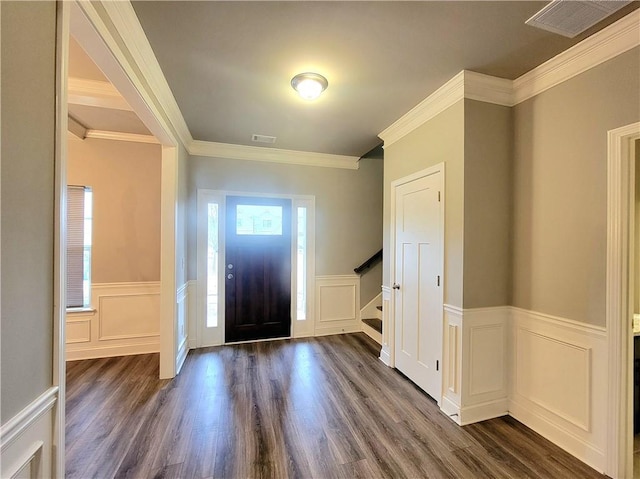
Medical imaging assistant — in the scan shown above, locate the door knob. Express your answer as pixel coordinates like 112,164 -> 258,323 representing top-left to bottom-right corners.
227,264 -> 234,270
392,283 -> 400,290
227,273 -> 234,280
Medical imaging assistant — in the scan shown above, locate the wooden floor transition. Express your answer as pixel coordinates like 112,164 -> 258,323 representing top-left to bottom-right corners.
66,333 -> 607,479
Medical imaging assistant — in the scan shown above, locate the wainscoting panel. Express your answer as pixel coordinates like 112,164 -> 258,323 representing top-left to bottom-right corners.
508,307 -> 607,472
187,280 -> 197,350
176,282 -> 189,373
66,317 -> 91,344
315,275 -> 360,336
66,282 -> 160,360
379,286 -> 393,366
0,387 -> 57,479
441,305 -> 462,419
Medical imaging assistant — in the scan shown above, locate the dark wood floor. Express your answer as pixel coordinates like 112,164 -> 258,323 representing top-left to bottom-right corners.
66,333 -> 607,479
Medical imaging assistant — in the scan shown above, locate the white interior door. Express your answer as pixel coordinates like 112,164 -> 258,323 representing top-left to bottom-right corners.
393,167 -> 444,402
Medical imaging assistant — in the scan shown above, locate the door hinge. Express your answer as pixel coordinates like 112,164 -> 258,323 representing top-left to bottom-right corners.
436,360 -> 439,371
437,275 -> 440,286
438,191 -> 441,202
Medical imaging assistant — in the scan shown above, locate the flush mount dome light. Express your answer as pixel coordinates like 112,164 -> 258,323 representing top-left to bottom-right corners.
291,72 -> 328,100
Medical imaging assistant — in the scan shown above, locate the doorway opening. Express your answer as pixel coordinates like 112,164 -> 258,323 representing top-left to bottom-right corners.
606,123 -> 640,478
196,190 -> 315,347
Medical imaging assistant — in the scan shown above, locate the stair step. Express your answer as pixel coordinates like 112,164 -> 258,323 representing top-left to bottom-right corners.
362,318 -> 382,334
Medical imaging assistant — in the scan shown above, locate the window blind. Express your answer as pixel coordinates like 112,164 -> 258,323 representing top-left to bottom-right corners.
67,186 -> 85,308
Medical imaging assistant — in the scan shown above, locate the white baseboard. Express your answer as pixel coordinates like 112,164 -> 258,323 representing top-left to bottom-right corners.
379,346 -> 392,366
66,341 -> 160,361
66,282 -> 160,360
313,324 -> 362,337
1,387 -> 57,479
459,398 -> 509,426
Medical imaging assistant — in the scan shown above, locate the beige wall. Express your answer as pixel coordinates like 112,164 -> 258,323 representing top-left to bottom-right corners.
512,47 -> 640,326
383,100 -> 465,307
1,1 -> 56,422
463,100 -> 513,308
67,137 -> 161,283
187,156 -> 383,305
635,139 -> 640,314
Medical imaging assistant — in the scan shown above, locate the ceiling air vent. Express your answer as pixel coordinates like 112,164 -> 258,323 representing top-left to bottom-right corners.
525,0 -> 632,38
251,134 -> 276,144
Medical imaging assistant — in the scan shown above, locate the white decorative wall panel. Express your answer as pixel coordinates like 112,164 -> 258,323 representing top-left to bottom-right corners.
66,318 -> 91,344
508,307 -> 607,472
0,388 -> 57,479
98,293 -> 159,340
66,282 -> 160,360
315,275 -> 360,335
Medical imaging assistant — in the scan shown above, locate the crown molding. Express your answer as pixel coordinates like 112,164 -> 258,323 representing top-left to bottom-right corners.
379,70 -> 514,148
68,77 -> 133,111
189,140 -> 361,170
379,9 -> 639,148
99,1 -> 193,147
84,130 -> 159,144
379,71 -> 465,148
513,8 -> 639,104
463,71 -> 514,107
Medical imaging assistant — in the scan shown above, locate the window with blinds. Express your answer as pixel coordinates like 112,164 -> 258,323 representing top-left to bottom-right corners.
67,186 -> 92,308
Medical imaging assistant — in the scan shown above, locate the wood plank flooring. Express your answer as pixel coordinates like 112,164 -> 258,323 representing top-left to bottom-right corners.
66,333 -> 608,479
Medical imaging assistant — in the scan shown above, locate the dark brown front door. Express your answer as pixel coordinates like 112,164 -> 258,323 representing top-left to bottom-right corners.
225,196 -> 292,342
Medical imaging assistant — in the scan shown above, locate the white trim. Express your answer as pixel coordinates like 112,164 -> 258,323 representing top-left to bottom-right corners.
70,1 -> 177,146
510,305 -> 606,336
315,275 -> 361,335
54,3 -> 70,476
195,190 -> 316,347
509,306 -> 608,473
160,146 -> 178,379
361,321 -> 382,345
67,77 -> 132,111
189,140 -> 361,170
84,130 -> 159,144
463,71 -> 514,107
360,291 -> 382,321
606,122 -> 640,478
513,9 -> 640,105
379,10 -> 639,148
379,285 -> 393,366
379,72 -> 465,148
97,1 -> 192,147
66,342 -> 160,361
0,387 -> 58,451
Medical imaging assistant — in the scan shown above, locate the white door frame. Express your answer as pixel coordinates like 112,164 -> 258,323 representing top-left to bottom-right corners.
196,189 -> 316,347
387,162 -> 445,378
55,2 -> 182,475
606,122 -> 640,478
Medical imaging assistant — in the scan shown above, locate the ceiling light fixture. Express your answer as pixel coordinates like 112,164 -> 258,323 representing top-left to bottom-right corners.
291,72 -> 328,100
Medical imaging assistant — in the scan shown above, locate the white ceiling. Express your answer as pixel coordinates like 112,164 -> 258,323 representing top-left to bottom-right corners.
69,1 -> 638,157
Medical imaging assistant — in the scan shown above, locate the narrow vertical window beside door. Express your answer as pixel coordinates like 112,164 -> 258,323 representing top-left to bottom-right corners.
297,207 -> 307,320
207,203 -> 219,327
67,185 -> 92,309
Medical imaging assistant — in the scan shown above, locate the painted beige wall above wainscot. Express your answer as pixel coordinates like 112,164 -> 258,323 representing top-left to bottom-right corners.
383,100 -> 465,308
67,137 -> 161,283
1,0 -> 57,423
512,47 -> 640,327
187,156 -> 383,306
636,139 -> 640,315
463,99 -> 513,309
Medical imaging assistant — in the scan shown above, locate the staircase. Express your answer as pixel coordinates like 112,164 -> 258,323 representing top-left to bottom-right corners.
355,250 -> 383,344
361,304 -> 382,343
